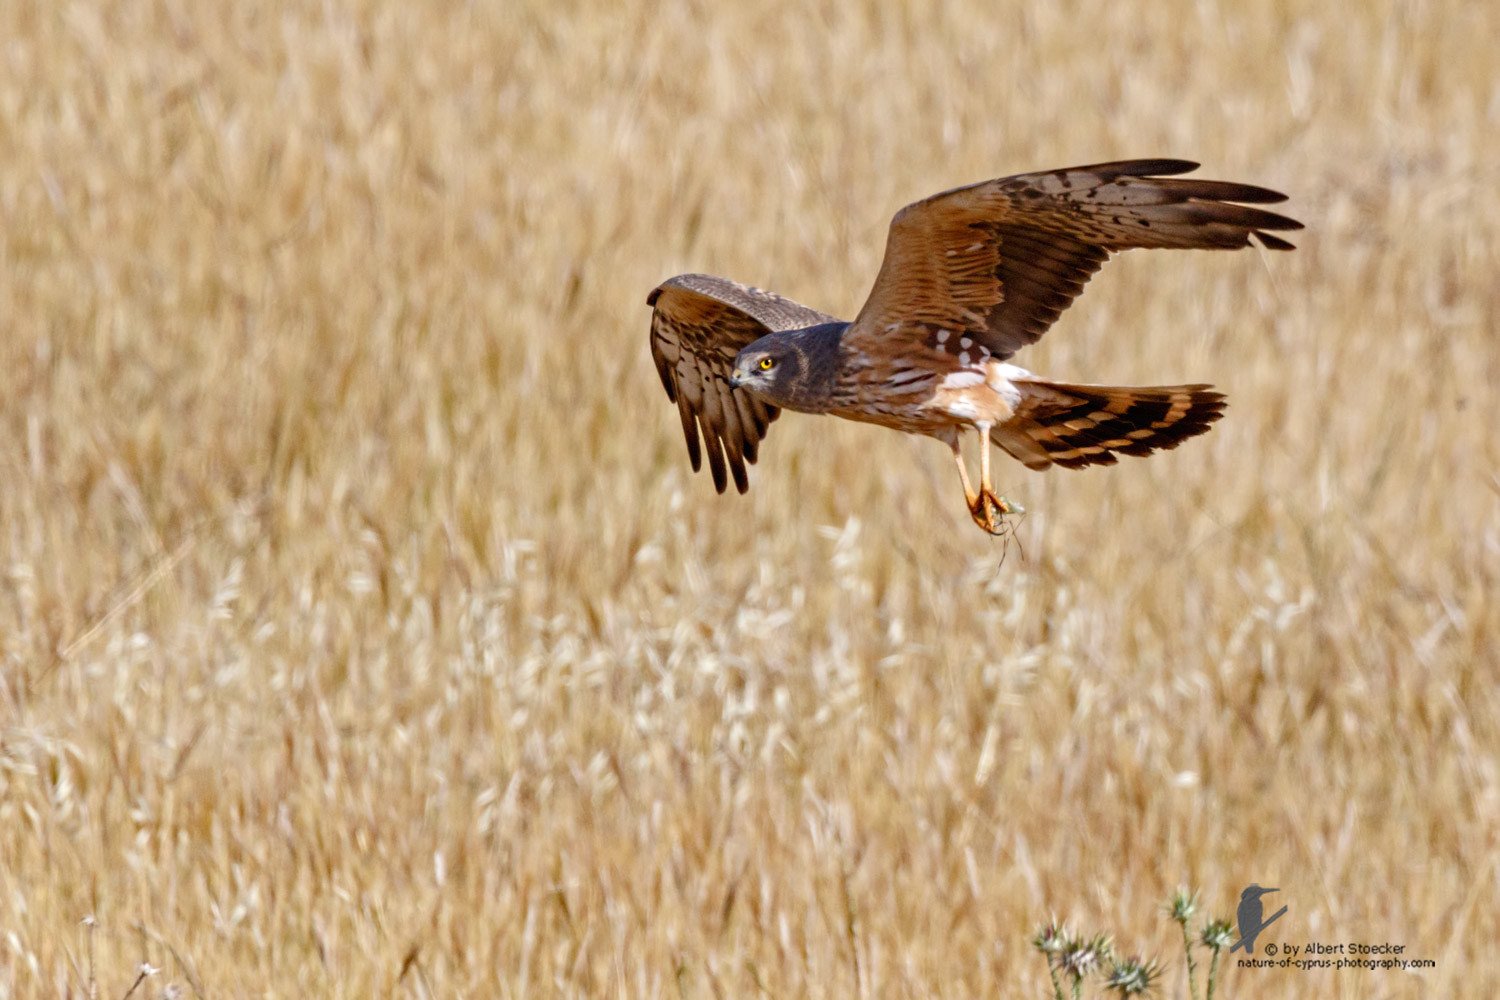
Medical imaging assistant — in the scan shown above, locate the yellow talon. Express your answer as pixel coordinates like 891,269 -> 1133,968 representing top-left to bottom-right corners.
968,490 -> 1022,535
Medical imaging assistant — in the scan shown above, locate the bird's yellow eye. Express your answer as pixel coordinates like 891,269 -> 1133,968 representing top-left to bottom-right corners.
758,357 -> 774,371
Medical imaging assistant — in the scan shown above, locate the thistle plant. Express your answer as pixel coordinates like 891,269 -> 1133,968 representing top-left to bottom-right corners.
1032,923 -> 1119,1000
1061,932 -> 1113,984
1199,918 -> 1236,1000
1102,955 -> 1162,996
1167,889 -> 1200,999
1030,888 -> 1236,1000
1032,921 -> 1072,1000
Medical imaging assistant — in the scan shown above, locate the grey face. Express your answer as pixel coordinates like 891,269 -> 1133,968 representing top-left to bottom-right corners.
729,323 -> 846,413
730,337 -> 803,399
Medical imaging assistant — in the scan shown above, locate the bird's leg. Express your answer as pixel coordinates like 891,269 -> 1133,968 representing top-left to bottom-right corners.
951,429 -> 1021,535
972,423 -> 1020,534
978,422 -> 995,508
952,431 -> 1000,534
950,438 -> 983,525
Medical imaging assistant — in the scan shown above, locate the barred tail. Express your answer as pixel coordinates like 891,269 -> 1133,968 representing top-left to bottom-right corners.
992,381 -> 1226,470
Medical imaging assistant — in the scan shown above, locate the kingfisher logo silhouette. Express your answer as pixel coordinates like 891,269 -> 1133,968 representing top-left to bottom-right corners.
1230,884 -> 1287,953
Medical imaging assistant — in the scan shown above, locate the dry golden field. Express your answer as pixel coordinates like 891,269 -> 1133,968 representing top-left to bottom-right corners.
2,0 -> 1497,996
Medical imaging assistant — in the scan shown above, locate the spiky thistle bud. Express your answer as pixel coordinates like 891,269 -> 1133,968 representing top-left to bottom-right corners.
1200,919 -> 1234,951
1032,921 -> 1069,956
1104,955 -> 1162,996
1060,932 -> 1113,979
1167,889 -> 1198,926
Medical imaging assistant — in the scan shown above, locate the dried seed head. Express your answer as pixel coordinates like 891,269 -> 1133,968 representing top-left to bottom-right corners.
1032,921 -> 1069,956
1201,918 -> 1235,950
1060,932 -> 1112,979
1167,888 -> 1198,925
1104,955 -> 1162,996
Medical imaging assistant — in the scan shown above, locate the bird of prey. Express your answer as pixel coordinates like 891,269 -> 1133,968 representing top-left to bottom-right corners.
647,159 -> 1301,533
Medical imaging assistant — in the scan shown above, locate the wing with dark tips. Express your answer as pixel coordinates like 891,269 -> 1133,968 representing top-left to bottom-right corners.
849,159 -> 1304,362
647,273 -> 842,494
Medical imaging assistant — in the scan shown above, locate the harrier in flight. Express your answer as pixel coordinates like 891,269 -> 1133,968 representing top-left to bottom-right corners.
647,160 -> 1300,533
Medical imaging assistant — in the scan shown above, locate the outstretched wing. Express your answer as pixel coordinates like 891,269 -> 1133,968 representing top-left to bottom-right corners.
648,273 -> 842,493
850,159 -> 1303,361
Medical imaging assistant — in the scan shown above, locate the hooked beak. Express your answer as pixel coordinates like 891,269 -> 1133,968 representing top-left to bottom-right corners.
729,369 -> 748,388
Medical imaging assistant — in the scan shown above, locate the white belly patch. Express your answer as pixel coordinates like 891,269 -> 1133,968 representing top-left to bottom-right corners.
933,360 -> 1031,423
985,361 -> 1030,410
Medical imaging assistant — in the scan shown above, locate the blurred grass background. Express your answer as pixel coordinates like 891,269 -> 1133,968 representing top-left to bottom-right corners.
2,0 -> 1497,996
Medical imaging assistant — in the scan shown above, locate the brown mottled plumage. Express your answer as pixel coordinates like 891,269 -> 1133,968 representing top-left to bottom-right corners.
647,159 -> 1302,533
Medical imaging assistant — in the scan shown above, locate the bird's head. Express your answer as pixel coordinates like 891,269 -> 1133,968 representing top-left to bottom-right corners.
729,337 -> 801,395
729,322 -> 846,413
